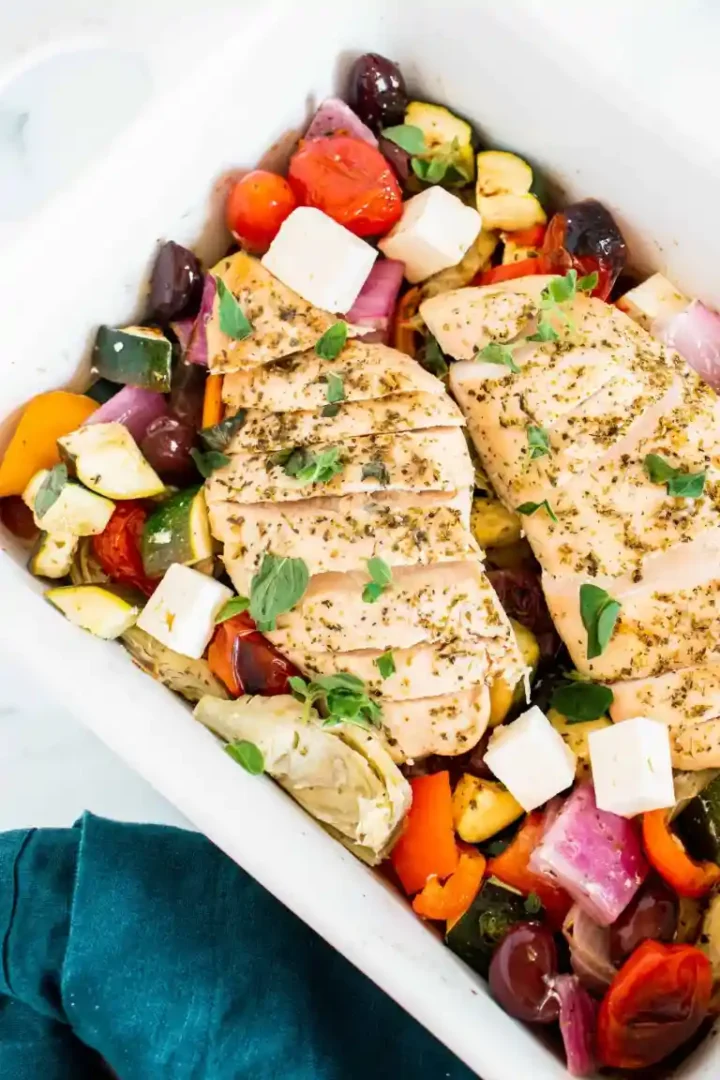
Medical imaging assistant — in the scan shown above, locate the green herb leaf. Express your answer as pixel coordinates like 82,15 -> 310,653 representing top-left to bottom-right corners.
527,425 -> 550,461
363,557 -> 392,603
643,453 -> 677,484
34,464 -> 68,519
215,595 -> 250,623
381,124 -> 426,155
375,650 -> 396,680
249,553 -> 309,632
644,453 -> 706,499
325,371 -> 346,404
516,499 -> 558,523
362,461 -> 390,486
200,409 -> 247,451
484,836 -> 513,857
418,335 -> 449,377
475,342 -> 520,374
527,320 -> 559,343
215,277 -> 253,340
579,583 -> 621,661
550,681 -> 614,722
315,321 -> 348,360
524,892 -> 542,915
225,740 -> 264,775
321,403 -> 341,418
362,582 -> 385,604
295,447 -> 344,486
190,448 -> 230,478
577,271 -> 599,293
289,672 -> 381,729
411,156 -> 448,184
543,269 -> 578,307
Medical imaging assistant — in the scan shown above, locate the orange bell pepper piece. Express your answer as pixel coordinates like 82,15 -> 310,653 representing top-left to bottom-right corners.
391,286 -> 422,359
202,374 -> 224,430
642,810 -> 720,898
412,844 -> 485,922
0,391 -> 98,497
475,257 -> 548,287
502,224 -> 547,248
391,772 -> 458,896
488,810 -> 572,927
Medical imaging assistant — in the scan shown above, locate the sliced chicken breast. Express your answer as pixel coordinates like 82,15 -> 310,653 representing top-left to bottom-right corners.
610,663 -> 720,728
207,427 -> 473,505
671,718 -> 720,770
381,685 -> 491,763
222,340 -> 444,411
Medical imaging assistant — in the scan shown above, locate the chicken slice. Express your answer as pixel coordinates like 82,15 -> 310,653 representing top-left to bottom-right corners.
610,663 -> 720,728
207,427 -> 473,505
671,719 -> 720,770
217,492 -> 477,588
381,685 -> 491,763
222,340 -> 444,412
225,393 -> 464,454
265,560 -> 512,654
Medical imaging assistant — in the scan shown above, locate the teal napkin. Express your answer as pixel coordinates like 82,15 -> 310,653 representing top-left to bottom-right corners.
0,814 -> 474,1079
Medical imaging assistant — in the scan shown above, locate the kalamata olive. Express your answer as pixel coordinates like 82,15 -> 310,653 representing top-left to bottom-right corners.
489,922 -> 560,1023
487,568 -> 561,663
140,415 -> 198,484
169,357 -> 207,430
608,875 -> 678,966
542,199 -> 627,301
378,136 -> 411,183
0,496 -> 38,542
348,53 -> 407,134
149,241 -> 203,321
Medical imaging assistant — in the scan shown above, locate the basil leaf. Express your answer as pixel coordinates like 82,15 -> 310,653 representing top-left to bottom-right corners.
200,409 -> 247,451
527,320 -> 559,343
225,740 -> 264,775
516,499 -> 558,523
325,371 -> 346,404
550,681 -> 614,722
527,425 -> 550,461
321,403 -> 341,418
524,892 -> 543,915
215,277 -> 253,340
294,446 -> 344,486
381,124 -> 426,155
375,650 -> 396,680
249,553 -> 309,631
190,448 -> 230,478
475,342 -> 520,374
34,463 -> 68,519
418,335 -> 449,377
362,581 -> 385,604
367,557 -> 392,587
315,321 -> 348,360
644,453 -> 706,498
215,595 -> 250,624
577,271 -> 599,293
362,461 -> 390,486
579,583 -> 621,661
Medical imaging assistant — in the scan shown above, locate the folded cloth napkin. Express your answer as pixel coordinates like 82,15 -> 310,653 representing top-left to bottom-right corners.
0,814 -> 475,1080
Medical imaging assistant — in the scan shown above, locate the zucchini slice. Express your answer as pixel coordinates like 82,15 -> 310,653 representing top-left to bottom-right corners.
478,193 -> 546,232
28,531 -> 78,579
46,584 -> 144,639
476,150 -> 533,197
23,469 -> 115,535
58,422 -> 164,500
452,776 -> 523,843
92,325 -> 173,392
405,101 -> 474,182
446,879 -> 528,977
141,487 -> 213,578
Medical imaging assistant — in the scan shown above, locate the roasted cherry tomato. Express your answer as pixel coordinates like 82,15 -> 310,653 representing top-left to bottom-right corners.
225,170 -> 297,254
288,135 -> 403,237
597,940 -> 712,1069
207,612 -> 299,697
92,503 -> 159,597
542,198 -> 627,301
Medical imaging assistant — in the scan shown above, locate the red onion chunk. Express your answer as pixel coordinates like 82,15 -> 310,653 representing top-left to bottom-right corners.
186,275 -> 216,366
345,259 -> 405,343
563,904 -> 616,996
529,784 -> 648,926
85,385 -> 167,444
658,299 -> 720,390
549,974 -> 598,1077
169,315 -> 196,354
305,98 -> 378,147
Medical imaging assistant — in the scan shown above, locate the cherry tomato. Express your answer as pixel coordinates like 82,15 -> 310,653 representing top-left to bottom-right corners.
0,496 -> 38,542
597,940 -> 712,1069
92,503 -> 159,597
288,136 -> 403,238
225,171 -> 296,254
542,199 -> 627,301
207,613 -> 299,696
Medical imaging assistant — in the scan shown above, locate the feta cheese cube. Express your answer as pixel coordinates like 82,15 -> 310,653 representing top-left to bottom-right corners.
483,706 -> 576,812
615,273 -> 689,332
378,187 -> 482,284
137,563 -> 233,659
261,207 -> 377,312
589,717 -> 675,817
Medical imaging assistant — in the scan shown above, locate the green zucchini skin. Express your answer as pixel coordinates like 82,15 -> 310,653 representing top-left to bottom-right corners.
141,487 -> 212,578
676,775 -> 720,865
28,532 -> 78,579
93,325 -> 173,392
445,880 -> 529,978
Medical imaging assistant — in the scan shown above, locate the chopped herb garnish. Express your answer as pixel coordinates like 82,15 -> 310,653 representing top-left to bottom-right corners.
325,371 -> 346,404
34,463 -> 68,519
215,277 -> 253,340
577,271 -> 599,293
363,556 -> 393,603
315,321 -> 348,360
551,681 -> 614,722
215,595 -> 250,623
375,650 -> 396,680
418,335 -> 449,377
644,453 -> 706,499
249,553 -> 309,632
381,124 -> 426,155
200,409 -> 247,451
544,268 -> 578,306
527,321 -> 559,343
516,499 -> 558,523
524,892 -> 543,915
190,448 -> 230,478
362,461 -> 390,486
527,425 -> 550,461
475,342 -> 520,373
579,583 -> 621,661
411,156 -> 449,184
289,673 -> 381,730
225,740 -> 264,775
321,403 -> 341,418
271,446 -> 344,486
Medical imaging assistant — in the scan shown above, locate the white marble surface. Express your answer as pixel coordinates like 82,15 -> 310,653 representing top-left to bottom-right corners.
0,653 -> 189,831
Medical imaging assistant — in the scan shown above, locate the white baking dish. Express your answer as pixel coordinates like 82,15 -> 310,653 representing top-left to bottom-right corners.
2,3 -> 719,1076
